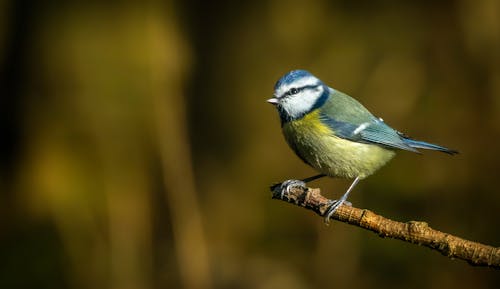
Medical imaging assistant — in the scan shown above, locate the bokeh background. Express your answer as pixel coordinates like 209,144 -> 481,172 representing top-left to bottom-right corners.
1,0 -> 500,288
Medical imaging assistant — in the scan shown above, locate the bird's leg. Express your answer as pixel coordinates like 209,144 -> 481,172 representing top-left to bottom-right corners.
278,174 -> 327,199
301,174 -> 326,183
324,177 -> 360,223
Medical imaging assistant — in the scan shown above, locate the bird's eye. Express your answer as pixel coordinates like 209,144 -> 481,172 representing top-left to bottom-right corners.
290,88 -> 298,95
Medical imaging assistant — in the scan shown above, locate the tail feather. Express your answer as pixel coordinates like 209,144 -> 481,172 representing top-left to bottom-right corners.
402,138 -> 458,155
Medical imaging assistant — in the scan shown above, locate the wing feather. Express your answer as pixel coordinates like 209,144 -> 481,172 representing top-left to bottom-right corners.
319,113 -> 419,152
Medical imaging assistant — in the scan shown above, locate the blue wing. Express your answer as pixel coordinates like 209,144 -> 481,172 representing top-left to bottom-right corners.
317,88 -> 458,154
319,114 -> 420,152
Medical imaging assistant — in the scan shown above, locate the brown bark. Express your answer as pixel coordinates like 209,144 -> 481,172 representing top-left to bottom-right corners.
271,182 -> 500,269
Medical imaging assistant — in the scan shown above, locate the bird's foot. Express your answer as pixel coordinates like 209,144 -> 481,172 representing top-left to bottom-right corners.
278,179 -> 307,200
324,199 -> 351,223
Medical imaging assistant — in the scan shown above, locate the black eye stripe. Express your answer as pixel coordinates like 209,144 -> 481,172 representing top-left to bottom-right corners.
285,84 -> 320,97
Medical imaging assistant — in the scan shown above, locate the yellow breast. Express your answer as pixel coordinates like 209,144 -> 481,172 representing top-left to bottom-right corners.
282,110 -> 395,179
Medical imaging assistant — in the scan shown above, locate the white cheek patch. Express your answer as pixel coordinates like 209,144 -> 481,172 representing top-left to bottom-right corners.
282,88 -> 321,119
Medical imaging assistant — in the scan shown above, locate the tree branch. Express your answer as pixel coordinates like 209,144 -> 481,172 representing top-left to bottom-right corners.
270,181 -> 500,269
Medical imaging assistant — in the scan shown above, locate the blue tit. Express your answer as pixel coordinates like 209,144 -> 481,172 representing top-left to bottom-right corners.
267,69 -> 457,221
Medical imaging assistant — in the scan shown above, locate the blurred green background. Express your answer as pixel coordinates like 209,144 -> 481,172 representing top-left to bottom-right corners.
1,0 -> 499,288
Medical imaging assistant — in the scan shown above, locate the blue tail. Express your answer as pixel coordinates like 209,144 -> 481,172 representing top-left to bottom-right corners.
402,138 -> 458,155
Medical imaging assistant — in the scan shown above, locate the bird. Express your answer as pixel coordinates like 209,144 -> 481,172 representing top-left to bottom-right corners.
267,69 -> 457,222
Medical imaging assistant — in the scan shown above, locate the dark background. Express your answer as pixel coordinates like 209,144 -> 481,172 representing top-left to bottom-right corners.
1,1 -> 499,288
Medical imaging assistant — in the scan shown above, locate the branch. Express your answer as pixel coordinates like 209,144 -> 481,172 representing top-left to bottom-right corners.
270,181 -> 500,269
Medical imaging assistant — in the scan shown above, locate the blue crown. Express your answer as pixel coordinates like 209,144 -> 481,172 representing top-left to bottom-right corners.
274,70 -> 313,90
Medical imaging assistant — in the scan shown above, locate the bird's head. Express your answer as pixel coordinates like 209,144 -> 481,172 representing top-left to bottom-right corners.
268,70 -> 329,122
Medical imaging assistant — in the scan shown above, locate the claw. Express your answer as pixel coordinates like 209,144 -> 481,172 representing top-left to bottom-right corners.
324,199 -> 344,223
324,177 -> 360,223
279,179 -> 306,199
